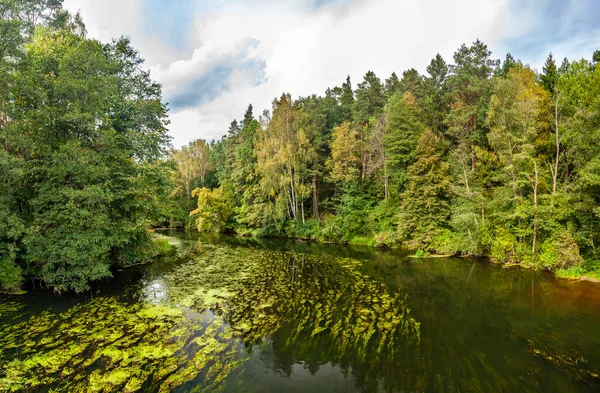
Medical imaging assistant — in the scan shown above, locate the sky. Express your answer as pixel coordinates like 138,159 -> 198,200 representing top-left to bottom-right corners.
62,0 -> 600,149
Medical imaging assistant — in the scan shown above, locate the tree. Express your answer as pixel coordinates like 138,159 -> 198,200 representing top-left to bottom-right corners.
0,4 -> 171,292
383,92 -> 423,198
419,53 -> 450,133
487,65 -> 548,258
190,187 -> 232,233
398,68 -> 422,97
327,122 -> 361,184
256,94 -> 315,224
540,53 -> 558,94
447,39 -> 498,175
173,140 -> 211,195
384,72 -> 401,99
498,53 -> 517,77
353,70 -> 385,124
398,130 -> 451,249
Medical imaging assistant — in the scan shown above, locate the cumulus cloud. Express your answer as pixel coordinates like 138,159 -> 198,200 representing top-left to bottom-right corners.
156,38 -> 267,111
63,0 -> 598,148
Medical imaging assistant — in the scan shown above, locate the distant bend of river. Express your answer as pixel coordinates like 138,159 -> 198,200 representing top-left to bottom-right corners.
1,232 -> 600,393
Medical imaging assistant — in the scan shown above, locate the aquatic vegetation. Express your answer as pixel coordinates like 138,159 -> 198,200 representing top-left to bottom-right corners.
0,296 -> 248,393
152,236 -> 175,256
527,339 -> 600,389
0,242 -> 421,392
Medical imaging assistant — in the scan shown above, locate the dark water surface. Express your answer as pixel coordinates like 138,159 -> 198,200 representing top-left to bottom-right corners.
1,232 -> 600,392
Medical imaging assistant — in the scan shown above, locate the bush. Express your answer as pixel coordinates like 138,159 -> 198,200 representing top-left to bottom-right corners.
538,229 -> 583,271
374,231 -> 398,248
0,257 -> 23,292
490,227 -> 519,263
367,200 -> 398,234
431,229 -> 464,255
414,249 -> 430,257
295,219 -> 322,240
190,187 -> 233,233
555,265 -> 586,279
321,213 -> 342,241
349,236 -> 376,246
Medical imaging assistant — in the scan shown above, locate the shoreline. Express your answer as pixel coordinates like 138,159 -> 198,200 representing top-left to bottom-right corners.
155,228 -> 600,285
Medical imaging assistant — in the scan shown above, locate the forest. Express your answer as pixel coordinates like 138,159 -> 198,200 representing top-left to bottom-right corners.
166,47 -> 600,283
2,0 -> 600,293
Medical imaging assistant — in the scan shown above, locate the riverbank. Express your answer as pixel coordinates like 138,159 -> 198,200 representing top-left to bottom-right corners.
180,228 -> 600,284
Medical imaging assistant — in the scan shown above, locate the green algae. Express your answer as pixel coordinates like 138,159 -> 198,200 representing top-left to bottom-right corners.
0,241 -> 421,392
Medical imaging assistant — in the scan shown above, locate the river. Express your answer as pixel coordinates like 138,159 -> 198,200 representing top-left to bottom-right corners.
1,232 -> 600,392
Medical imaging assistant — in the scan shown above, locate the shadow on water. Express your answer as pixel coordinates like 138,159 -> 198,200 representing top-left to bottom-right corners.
1,232 -> 600,392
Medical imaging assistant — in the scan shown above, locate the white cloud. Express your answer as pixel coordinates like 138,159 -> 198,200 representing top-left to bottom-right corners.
63,0 -> 536,149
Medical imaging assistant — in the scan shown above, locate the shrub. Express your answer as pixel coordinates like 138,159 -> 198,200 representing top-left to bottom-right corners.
538,229 -> 583,271
374,231 -> 397,248
414,249 -> 430,257
367,200 -> 398,234
0,257 -> 23,292
490,227 -> 518,263
349,236 -> 376,247
295,219 -> 322,240
555,265 -> 586,279
190,187 -> 233,233
431,229 -> 463,255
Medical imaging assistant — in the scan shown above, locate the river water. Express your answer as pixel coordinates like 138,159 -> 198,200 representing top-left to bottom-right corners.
1,232 -> 600,392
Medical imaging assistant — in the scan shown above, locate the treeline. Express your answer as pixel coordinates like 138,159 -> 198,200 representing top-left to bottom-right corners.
167,42 -> 600,279
0,1 -> 172,292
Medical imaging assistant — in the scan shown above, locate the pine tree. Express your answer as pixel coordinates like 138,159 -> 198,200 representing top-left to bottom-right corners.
540,53 -> 558,94
383,92 -> 423,198
420,53 -> 450,133
384,72 -> 401,99
398,130 -> 451,249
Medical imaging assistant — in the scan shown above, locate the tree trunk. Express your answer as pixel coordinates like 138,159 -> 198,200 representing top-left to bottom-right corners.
552,95 -> 560,196
481,194 -> 485,226
311,174 -> 319,219
2,100 -> 8,153
289,167 -> 298,221
531,161 -> 539,255
360,123 -> 367,182
384,177 -> 389,200
471,140 -> 476,172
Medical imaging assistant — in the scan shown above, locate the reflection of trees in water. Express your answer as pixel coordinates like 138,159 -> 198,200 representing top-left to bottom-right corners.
356,256 -> 600,392
222,252 -> 423,392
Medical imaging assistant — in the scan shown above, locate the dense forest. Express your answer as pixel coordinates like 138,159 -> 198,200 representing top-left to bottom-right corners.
165,46 -> 600,282
2,1 -> 600,294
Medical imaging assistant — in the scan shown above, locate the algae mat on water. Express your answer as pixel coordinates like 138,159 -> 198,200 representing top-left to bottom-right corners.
0,241 -> 420,392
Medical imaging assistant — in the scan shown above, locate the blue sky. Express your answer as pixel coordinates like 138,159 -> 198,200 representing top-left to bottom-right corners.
64,0 -> 600,147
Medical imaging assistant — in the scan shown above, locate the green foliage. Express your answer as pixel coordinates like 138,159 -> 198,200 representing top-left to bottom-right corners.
398,130 -> 451,250
152,235 -> 174,256
414,249 -> 429,257
152,41 -> 600,283
367,199 -> 398,234
327,184 -> 375,242
294,219 -> 322,240
0,257 -> 22,292
190,187 -> 233,233
0,3 -> 170,292
383,92 -> 423,196
538,230 -> 583,271
555,265 -> 586,280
